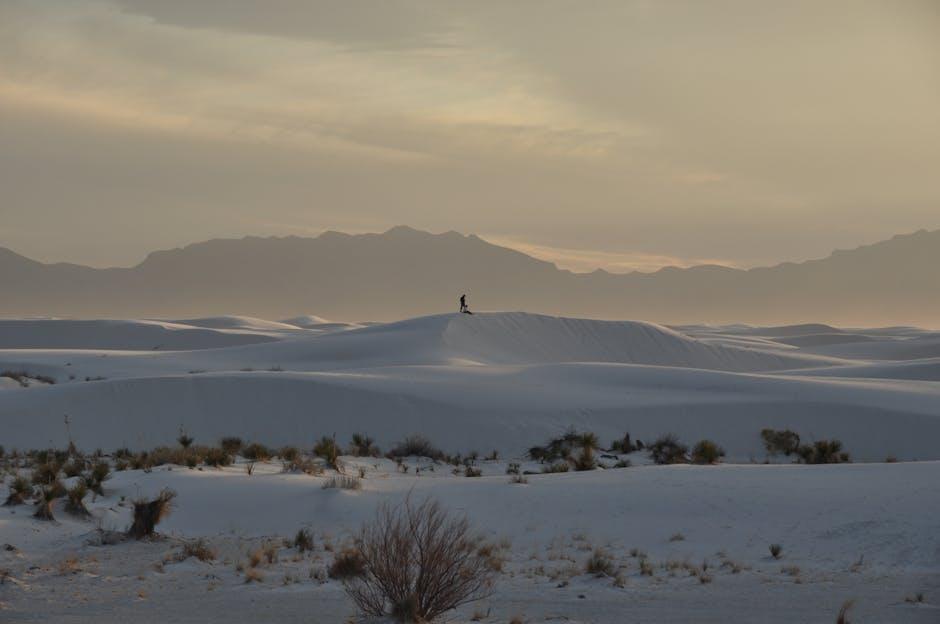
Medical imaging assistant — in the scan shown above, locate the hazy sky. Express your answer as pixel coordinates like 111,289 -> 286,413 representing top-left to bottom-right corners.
1,0 -> 939,272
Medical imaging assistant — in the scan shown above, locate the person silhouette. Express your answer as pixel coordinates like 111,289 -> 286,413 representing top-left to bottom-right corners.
459,294 -> 468,313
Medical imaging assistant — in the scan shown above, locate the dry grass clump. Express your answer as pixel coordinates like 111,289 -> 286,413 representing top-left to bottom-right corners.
65,480 -> 91,517
127,488 -> 176,539
648,434 -> 689,465
313,436 -> 341,469
348,433 -> 381,457
293,528 -> 314,552
329,548 -> 367,579
836,600 -> 854,624
180,538 -> 216,562
769,544 -> 783,560
690,440 -> 725,465
84,460 -> 110,496
388,434 -> 444,461
33,482 -> 62,521
344,497 -> 494,623
584,549 -> 616,577
244,568 -> 264,583
4,475 -> 31,506
322,475 -> 362,490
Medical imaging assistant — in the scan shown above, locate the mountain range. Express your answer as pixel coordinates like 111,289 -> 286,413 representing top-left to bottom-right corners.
2,226 -> 938,326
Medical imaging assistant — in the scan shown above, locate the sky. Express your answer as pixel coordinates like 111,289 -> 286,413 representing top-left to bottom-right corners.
1,0 -> 939,272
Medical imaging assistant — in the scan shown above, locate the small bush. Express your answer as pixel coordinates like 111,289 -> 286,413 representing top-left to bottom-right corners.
388,434 -> 444,460
690,440 -> 725,465
465,466 -> 482,477
797,440 -> 850,464
4,475 -> 31,506
322,475 -> 361,490
573,446 -> 596,471
609,433 -> 634,453
760,429 -> 801,457
294,528 -> 314,552
648,434 -> 689,465
528,428 -> 597,463
348,433 -> 381,457
241,443 -> 271,462
313,436 -> 340,469
127,488 -> 176,539
84,460 -> 111,496
344,498 -> 494,622
177,430 -> 194,448
329,548 -> 367,579
203,447 -> 232,468
32,460 -> 61,486
65,481 -> 91,517
769,544 -> 782,559
62,458 -> 85,478
181,538 -> 216,562
34,483 -> 61,521
585,549 -> 616,577
220,437 -> 243,455
279,446 -> 300,462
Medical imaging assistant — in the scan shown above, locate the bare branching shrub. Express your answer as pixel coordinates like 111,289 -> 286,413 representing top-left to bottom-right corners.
3,475 -> 31,506
128,488 -> 176,539
585,549 -> 616,577
388,435 -> 444,461
344,498 -> 494,622
322,475 -> 361,490
760,429 -> 801,457
648,434 -> 689,465
348,433 -> 381,457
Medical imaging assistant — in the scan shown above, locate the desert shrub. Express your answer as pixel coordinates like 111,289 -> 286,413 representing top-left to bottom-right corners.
32,460 -> 61,486
62,458 -> 86,478
84,460 -> 111,496
282,456 -> 322,475
343,498 -> 494,622
313,436 -> 340,469
181,538 -> 216,562
388,434 -> 444,461
329,548 -> 367,579
769,544 -> 782,559
465,466 -> 482,477
220,437 -> 243,455
203,447 -> 232,467
527,428 -> 597,464
541,462 -> 570,474
585,549 -> 616,577
127,488 -> 176,539
348,433 -> 381,457
177,430 -> 194,448
241,443 -> 271,462
690,440 -> 725,465
130,452 -> 151,471
760,429 -> 801,457
114,447 -> 133,459
294,528 -> 314,552
573,446 -> 596,471
648,434 -> 689,465
4,475 -> 31,506
65,480 -> 91,517
609,433 -> 634,453
279,446 -> 300,462
322,475 -> 361,490
34,482 -> 62,521
797,439 -> 850,464
114,459 -> 129,472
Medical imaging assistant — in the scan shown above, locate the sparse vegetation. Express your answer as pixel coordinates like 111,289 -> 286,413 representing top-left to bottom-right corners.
220,437 -> 243,456
322,475 -> 362,490
180,538 -> 216,562
329,548 -> 367,579
388,434 -> 444,460
690,439 -> 725,465
648,434 -> 689,465
769,544 -> 783,559
541,462 -> 569,474
585,549 -> 616,577
343,498 -> 494,622
293,528 -> 314,553
65,480 -> 91,517
4,475 -> 31,506
127,488 -> 176,539
313,435 -> 340,469
33,483 -> 61,520
348,433 -> 381,457
797,439 -> 850,464
836,600 -> 854,624
760,428 -> 801,457
241,442 -> 271,462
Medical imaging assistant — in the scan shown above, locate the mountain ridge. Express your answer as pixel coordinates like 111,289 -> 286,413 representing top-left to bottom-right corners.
2,226 -> 938,326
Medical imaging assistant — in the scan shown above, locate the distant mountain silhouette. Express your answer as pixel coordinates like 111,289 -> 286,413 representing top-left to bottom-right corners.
2,226 -> 938,325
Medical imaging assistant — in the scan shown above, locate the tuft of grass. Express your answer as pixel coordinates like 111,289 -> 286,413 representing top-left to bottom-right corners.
328,548 -> 367,579
509,474 -> 528,484
836,600 -> 854,624
293,528 -> 314,553
33,482 -> 62,521
127,488 -> 176,539
180,538 -> 216,562
769,544 -> 783,559
65,481 -> 91,517
313,436 -> 341,469
347,433 -> 381,457
3,475 -> 31,506
668,532 -> 685,542
584,549 -> 616,577
244,568 -> 264,583
322,475 -> 361,490
387,434 -> 444,460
